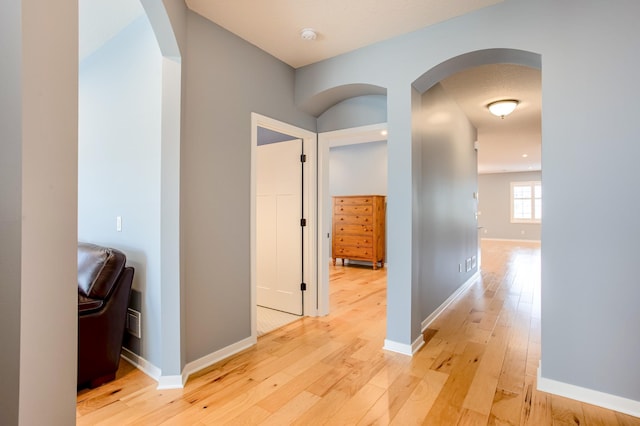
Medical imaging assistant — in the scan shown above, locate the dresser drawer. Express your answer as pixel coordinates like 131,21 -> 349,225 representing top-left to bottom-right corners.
334,224 -> 374,235
333,245 -> 373,259
334,214 -> 372,225
334,204 -> 373,215
333,235 -> 373,247
334,196 -> 373,206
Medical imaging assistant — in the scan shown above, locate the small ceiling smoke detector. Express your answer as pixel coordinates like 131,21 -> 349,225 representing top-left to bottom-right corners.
300,28 -> 317,41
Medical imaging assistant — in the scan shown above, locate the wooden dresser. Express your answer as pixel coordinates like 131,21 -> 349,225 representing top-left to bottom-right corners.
332,195 -> 386,270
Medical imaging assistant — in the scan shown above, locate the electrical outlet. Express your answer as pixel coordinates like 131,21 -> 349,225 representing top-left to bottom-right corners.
471,256 -> 477,268
116,215 -> 122,232
466,258 -> 472,272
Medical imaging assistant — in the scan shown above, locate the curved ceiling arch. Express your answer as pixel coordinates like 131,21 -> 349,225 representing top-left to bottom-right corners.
412,48 -> 541,94
299,83 -> 387,117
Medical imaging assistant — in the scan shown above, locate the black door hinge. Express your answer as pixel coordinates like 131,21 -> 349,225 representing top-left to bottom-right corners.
300,218 -> 306,227
300,154 -> 306,163
300,282 -> 307,291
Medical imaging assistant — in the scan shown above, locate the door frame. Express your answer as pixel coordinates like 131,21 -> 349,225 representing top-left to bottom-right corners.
250,113 -> 317,338
317,123 -> 388,316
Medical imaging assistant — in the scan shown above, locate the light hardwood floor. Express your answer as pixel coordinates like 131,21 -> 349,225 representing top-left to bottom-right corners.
77,240 -> 640,425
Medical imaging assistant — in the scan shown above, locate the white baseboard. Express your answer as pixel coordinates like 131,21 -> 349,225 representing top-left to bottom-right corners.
537,362 -> 640,418
121,348 -> 184,389
383,334 -> 425,356
481,238 -> 541,243
421,271 -> 481,332
181,335 -> 257,384
121,347 -> 161,382
121,335 -> 258,389
157,375 -> 184,390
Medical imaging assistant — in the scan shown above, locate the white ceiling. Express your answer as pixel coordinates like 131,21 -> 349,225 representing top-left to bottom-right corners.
79,0 -> 541,173
185,0 -> 504,69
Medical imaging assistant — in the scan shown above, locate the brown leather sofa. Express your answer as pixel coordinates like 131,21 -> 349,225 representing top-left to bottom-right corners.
77,242 -> 134,388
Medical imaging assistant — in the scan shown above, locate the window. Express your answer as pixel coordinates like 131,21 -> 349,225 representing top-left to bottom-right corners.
510,181 -> 541,223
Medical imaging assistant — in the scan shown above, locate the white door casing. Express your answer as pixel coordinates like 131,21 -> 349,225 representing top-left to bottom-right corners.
250,113 -> 317,340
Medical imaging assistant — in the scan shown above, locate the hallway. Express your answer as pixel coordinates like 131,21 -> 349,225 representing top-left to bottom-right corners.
76,240 -> 639,424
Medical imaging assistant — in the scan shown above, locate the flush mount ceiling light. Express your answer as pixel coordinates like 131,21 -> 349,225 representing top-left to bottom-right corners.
300,28 -> 317,41
487,99 -> 519,119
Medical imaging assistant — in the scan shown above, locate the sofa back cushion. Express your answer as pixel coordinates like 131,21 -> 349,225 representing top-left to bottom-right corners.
78,242 -> 126,300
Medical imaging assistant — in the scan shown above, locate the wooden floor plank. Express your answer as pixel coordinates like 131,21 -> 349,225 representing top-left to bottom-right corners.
423,342 -> 486,424
390,369 -> 449,425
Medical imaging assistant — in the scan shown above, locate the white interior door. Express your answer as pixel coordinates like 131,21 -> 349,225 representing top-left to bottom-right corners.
256,139 -> 303,314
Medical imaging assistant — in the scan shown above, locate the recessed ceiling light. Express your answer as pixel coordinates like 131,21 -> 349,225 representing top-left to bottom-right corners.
522,154 -> 528,158
381,130 -> 388,136
300,28 -> 317,41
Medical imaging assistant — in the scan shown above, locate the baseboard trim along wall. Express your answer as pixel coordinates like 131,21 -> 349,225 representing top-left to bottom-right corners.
383,334 -> 425,356
120,335 -> 258,389
157,375 -> 184,390
121,347 -> 161,382
180,336 -> 257,386
421,271 -> 481,332
537,362 -> 640,418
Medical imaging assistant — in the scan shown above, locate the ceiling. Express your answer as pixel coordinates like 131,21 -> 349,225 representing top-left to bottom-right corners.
185,0 -> 504,69
79,0 -> 541,173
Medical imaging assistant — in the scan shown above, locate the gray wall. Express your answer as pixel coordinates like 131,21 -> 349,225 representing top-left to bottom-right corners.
417,83 -> 479,318
478,171 -> 542,241
78,15 -> 163,366
0,0 -> 78,424
294,0 -> 640,402
181,10 -> 316,362
330,141 -> 387,196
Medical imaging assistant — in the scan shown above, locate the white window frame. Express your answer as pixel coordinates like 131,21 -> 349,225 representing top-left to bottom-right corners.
510,181 -> 541,224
